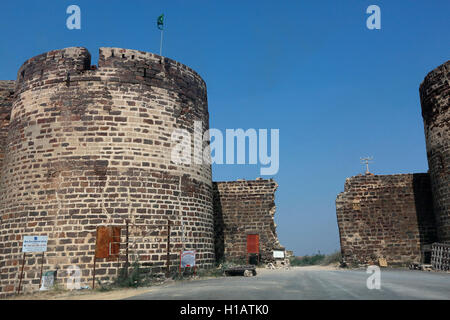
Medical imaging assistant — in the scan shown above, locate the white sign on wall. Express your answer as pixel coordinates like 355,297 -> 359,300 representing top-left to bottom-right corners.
273,250 -> 285,259
22,236 -> 48,253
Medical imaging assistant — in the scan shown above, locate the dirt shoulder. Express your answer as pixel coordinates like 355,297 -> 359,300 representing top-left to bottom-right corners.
6,265 -> 341,300
291,264 -> 341,271
5,276 -> 223,300
6,287 -> 153,300
257,264 -> 340,273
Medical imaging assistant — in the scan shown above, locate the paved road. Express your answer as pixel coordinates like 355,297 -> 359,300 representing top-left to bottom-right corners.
128,267 -> 450,300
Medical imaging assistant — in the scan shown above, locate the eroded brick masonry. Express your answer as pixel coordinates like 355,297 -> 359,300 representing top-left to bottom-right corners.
420,61 -> 450,242
336,174 -> 437,265
213,179 -> 281,263
0,47 -> 282,298
336,60 -> 449,266
0,47 -> 215,296
0,81 -> 14,169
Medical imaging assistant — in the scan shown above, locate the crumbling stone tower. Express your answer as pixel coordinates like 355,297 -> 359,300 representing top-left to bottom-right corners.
420,61 -> 450,243
0,47 -> 215,296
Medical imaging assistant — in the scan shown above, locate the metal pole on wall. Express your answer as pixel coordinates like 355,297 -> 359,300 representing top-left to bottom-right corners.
125,219 -> 129,277
38,252 -> 45,288
17,252 -> 26,294
166,219 -> 171,277
117,248 -> 120,277
92,256 -> 96,290
179,176 -> 184,251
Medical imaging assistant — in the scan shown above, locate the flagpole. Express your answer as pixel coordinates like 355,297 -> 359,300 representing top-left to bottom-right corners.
160,29 -> 164,56
157,13 -> 164,57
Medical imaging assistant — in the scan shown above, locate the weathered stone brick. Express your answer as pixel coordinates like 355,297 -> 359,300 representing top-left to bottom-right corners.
336,174 -> 437,266
0,47 -> 214,297
420,60 -> 450,242
213,179 -> 282,263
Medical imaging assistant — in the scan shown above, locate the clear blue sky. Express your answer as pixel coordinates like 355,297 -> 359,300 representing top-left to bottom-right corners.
1,1 -> 449,256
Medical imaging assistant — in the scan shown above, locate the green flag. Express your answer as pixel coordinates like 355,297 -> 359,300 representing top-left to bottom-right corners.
157,14 -> 164,30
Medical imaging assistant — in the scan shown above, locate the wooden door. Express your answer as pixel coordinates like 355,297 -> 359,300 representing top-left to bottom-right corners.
246,234 -> 259,254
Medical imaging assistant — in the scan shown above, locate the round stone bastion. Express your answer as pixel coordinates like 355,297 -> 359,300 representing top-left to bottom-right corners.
420,60 -> 450,243
0,47 -> 214,296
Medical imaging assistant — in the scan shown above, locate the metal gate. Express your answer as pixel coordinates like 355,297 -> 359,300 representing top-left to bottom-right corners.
431,242 -> 450,271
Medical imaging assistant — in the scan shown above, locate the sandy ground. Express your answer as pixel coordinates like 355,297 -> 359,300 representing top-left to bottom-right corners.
7,286 -> 154,300
6,276 -> 224,300
5,265 -> 341,300
289,264 -> 340,271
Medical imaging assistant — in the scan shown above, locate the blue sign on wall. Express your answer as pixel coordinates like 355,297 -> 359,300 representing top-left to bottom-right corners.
181,251 -> 196,268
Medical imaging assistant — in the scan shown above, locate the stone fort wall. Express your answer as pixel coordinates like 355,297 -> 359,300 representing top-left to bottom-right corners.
336,174 -> 437,266
336,60 -> 449,266
420,60 -> 450,242
0,47 -> 215,297
213,179 -> 281,263
0,81 -> 15,169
